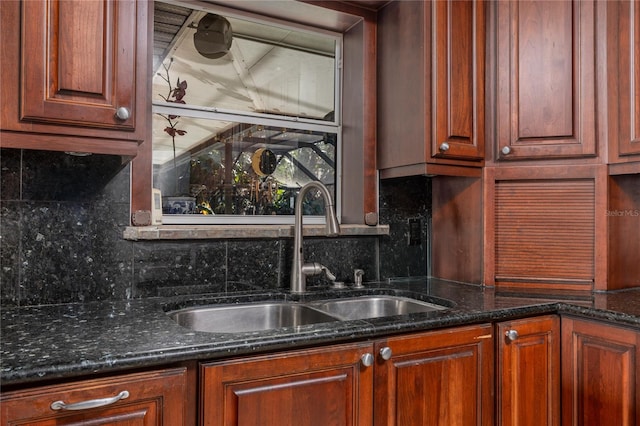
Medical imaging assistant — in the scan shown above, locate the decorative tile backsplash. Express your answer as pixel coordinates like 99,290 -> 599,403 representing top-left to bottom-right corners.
0,148 -> 431,307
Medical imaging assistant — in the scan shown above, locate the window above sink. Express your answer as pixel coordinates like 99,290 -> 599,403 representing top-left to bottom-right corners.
152,1 -> 341,225
129,0 -> 379,233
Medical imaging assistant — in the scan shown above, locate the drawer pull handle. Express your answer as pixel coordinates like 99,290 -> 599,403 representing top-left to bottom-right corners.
50,390 -> 130,411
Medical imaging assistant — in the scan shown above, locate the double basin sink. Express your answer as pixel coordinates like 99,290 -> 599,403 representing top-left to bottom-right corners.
168,294 -> 452,334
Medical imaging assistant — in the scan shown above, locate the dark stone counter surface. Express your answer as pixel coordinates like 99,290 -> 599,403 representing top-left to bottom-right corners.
3,279 -> 640,388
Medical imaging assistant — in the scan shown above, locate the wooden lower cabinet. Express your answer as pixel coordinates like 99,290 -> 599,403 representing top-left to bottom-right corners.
561,317 -> 640,426
373,324 -> 494,426
496,315 -> 561,426
200,341 -> 374,426
201,324 -> 493,426
0,367 -> 187,425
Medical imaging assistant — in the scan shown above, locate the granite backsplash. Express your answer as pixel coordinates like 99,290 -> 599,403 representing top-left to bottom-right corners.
0,148 -> 431,307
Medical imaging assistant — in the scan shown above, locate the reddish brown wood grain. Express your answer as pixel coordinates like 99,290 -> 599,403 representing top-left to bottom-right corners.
377,0 -> 485,179
496,315 -> 561,426
201,342 -> 373,426
374,324 -> 494,426
0,0 -> 148,153
1,368 -> 187,425
562,318 -> 640,426
494,0 -> 597,161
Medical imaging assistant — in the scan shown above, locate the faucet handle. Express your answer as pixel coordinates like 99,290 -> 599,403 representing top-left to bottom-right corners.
353,269 -> 364,288
302,262 -> 337,282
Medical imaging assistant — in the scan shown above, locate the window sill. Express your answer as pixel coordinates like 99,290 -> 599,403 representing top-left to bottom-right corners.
123,224 -> 390,241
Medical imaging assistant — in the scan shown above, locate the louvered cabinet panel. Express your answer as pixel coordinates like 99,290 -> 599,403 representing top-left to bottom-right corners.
494,179 -> 595,291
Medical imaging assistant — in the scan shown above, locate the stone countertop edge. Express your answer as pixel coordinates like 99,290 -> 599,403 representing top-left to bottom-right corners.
2,279 -> 640,388
123,224 -> 390,240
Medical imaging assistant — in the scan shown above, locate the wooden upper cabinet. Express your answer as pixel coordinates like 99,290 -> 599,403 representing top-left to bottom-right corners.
606,0 -> 640,166
21,0 -> 136,131
561,317 -> 640,426
374,324 -> 494,426
0,0 -> 148,156
1,368 -> 187,425
495,0 -> 597,161
496,315 -> 560,426
432,0 -> 485,163
377,0 -> 485,178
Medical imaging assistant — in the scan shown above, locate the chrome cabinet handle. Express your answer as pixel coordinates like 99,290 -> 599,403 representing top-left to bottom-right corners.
115,107 -> 131,121
379,346 -> 393,361
361,353 -> 374,367
501,146 -> 512,155
505,329 -> 519,342
439,142 -> 450,152
50,390 -> 130,411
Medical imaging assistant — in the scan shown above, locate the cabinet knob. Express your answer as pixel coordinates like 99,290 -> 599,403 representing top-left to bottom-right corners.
379,346 -> 393,361
361,353 -> 374,367
505,329 -> 519,342
501,146 -> 512,155
439,142 -> 450,152
115,107 -> 131,121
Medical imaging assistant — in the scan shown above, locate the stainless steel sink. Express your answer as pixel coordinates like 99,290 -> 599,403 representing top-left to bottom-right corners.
309,295 -> 448,320
168,295 -> 450,333
169,302 -> 339,333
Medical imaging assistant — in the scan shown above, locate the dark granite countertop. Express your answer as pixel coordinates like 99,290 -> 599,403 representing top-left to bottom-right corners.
3,278 -> 640,388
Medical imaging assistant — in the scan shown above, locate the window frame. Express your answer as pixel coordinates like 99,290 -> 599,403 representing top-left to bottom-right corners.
131,0 -> 378,229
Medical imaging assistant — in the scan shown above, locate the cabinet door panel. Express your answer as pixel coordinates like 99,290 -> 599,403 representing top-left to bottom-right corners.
21,0 -> 137,131
496,0 -> 596,160
562,318 -> 640,426
232,370 -> 351,426
616,0 -> 640,157
497,316 -> 560,426
432,0 -> 485,161
201,342 -> 373,426
374,324 -> 493,426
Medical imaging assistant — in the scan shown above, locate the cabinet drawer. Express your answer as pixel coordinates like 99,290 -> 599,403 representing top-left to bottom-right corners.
1,368 -> 187,425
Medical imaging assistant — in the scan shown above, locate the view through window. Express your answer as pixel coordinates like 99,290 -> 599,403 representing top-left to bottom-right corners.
152,2 -> 341,224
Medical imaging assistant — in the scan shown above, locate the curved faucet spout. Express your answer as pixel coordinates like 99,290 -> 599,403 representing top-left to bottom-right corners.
291,182 -> 340,293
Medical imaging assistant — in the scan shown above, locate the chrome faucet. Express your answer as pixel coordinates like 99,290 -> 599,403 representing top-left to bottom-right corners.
291,181 -> 340,293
